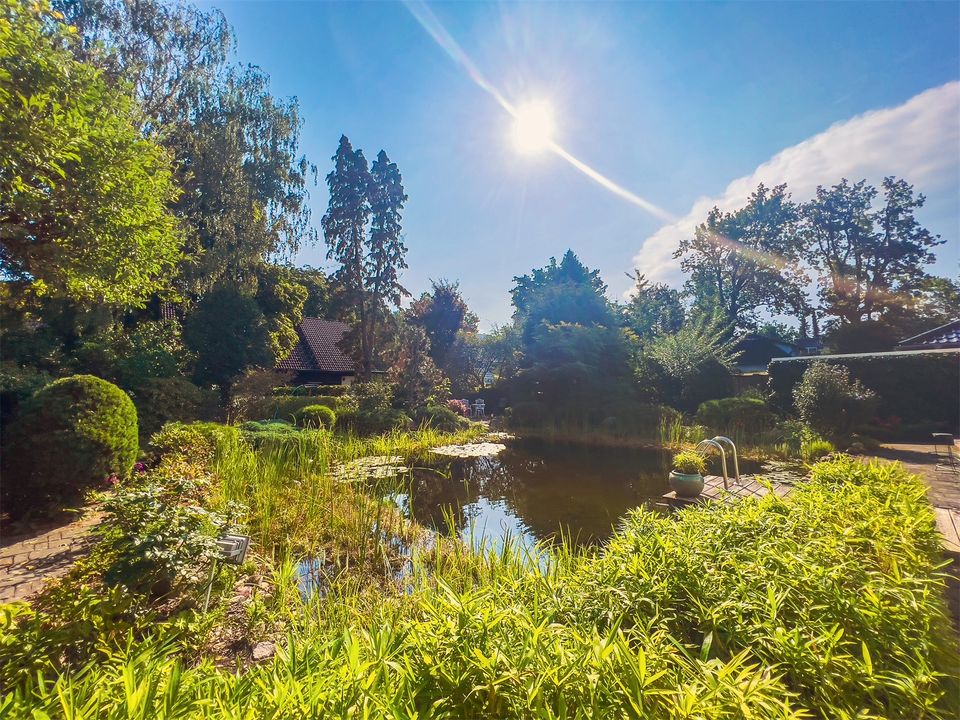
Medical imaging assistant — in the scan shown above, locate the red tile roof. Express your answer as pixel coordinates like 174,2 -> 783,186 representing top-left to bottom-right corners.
277,318 -> 355,374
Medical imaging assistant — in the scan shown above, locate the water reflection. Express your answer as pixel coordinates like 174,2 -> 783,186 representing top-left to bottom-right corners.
404,440 -> 736,548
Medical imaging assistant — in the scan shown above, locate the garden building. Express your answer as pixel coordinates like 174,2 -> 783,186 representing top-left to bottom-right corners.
276,318 -> 357,386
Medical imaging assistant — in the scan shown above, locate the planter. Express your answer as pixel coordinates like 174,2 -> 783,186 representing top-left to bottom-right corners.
669,471 -> 704,498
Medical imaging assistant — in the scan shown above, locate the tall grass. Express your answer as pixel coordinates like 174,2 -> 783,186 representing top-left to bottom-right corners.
4,457 -> 956,718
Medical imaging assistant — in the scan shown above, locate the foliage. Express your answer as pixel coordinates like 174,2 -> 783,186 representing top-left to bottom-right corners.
511,250 -> 615,343
146,421 -> 240,467
322,136 -> 408,379
183,283 -> 273,396
97,474 -> 238,595
59,0 -> 315,295
447,398 -> 469,416
229,368 -> 294,419
407,279 -> 478,370
793,362 -> 877,439
641,316 -> 739,413
510,322 -> 639,429
801,437 -> 835,461
386,324 -> 451,412
0,0 -> 183,307
4,457 -> 954,718
253,263 -> 308,361
696,395 -> 773,434
801,177 -> 943,325
623,272 -> 685,341
0,360 -> 52,428
769,351 -> 959,433
294,404 -> 337,430
336,407 -> 412,436
289,265 -> 332,318
411,404 -> 468,432
676,183 -> 805,330
131,376 -> 217,439
0,578 -> 145,689
2,374 -> 138,515
672,449 -> 707,474
449,324 -> 522,393
72,319 -> 190,390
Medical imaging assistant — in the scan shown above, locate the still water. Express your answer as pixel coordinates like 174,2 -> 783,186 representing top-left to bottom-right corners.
399,439 -> 759,549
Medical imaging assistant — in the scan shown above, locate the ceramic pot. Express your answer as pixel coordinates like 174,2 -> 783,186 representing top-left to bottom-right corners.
669,471 -> 704,498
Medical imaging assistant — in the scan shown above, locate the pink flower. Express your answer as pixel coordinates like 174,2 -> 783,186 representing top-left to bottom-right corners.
105,473 -> 120,486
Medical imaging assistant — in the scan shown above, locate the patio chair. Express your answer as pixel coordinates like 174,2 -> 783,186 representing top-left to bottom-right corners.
473,399 -> 486,418
932,433 -> 959,474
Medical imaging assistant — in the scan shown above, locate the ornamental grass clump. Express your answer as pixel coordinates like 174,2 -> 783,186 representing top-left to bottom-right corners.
671,449 -> 706,475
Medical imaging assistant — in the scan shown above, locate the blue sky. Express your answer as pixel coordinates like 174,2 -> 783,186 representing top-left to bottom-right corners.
202,0 -> 959,328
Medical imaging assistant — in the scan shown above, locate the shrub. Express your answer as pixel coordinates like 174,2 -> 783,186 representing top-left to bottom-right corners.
335,407 -> 412,435
768,351 -> 959,432
0,361 -> 52,429
507,400 -> 549,428
801,438 -> 835,462
131,377 -> 218,439
97,474 -> 236,595
447,398 -> 470,416
2,375 -> 138,515
147,422 -> 240,466
672,450 -> 707,474
411,404 -> 467,432
601,402 -> 681,437
246,394 -> 325,423
695,396 -> 773,434
295,404 -> 337,429
793,363 -> 877,439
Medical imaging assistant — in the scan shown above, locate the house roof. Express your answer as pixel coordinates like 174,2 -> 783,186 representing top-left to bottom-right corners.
277,318 -> 355,374
732,333 -> 804,373
896,319 -> 960,351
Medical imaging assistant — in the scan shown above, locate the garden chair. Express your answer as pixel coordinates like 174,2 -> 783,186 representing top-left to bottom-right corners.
932,433 -> 959,474
473,399 -> 486,418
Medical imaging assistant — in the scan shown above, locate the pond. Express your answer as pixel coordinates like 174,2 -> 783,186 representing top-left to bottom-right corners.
397,439 -> 760,550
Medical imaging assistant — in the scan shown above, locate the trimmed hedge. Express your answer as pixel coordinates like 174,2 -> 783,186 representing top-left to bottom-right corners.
295,404 -> 337,429
411,404 -> 468,432
769,351 -> 959,433
246,394 -> 329,423
1,375 -> 138,515
696,396 -> 773,434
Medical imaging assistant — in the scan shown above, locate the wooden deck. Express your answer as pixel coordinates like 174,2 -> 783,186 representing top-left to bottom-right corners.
935,506 -> 960,555
657,474 -> 794,512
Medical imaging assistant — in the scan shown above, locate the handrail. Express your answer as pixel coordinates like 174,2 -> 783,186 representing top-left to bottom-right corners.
711,436 -> 740,483
695,439 -> 729,490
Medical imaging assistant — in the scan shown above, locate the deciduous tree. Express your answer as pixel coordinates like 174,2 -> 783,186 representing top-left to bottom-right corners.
801,177 -> 943,325
676,184 -> 804,331
0,0 -> 182,307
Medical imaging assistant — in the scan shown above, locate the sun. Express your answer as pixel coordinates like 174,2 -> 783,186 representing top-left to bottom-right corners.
511,100 -> 556,155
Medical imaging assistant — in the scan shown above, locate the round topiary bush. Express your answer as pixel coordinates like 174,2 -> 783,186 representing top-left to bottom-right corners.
295,404 -> 337,429
2,375 -> 139,516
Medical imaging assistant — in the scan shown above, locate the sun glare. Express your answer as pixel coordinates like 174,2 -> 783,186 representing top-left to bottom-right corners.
511,100 -> 556,155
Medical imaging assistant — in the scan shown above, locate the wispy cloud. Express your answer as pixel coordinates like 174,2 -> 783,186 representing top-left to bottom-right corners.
630,81 -> 960,290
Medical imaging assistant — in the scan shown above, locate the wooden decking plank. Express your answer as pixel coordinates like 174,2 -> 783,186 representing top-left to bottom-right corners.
934,507 -> 960,554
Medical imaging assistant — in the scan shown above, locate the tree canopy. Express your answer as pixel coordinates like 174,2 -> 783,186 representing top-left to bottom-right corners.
0,0 -> 182,307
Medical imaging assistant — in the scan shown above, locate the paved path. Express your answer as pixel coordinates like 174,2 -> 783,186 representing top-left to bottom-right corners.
871,441 -> 960,630
0,509 -> 101,603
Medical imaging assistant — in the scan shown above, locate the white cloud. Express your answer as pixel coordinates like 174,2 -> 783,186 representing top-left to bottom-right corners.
630,81 -> 960,291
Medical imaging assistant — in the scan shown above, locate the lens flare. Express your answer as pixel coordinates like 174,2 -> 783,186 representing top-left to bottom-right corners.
402,0 -> 675,223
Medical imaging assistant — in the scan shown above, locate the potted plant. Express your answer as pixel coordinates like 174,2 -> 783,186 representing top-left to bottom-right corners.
670,450 -> 707,498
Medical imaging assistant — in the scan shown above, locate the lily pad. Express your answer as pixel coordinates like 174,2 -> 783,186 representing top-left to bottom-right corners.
430,442 -> 507,458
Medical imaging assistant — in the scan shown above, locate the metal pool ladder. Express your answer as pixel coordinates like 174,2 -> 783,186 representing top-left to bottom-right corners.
694,436 -> 741,490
